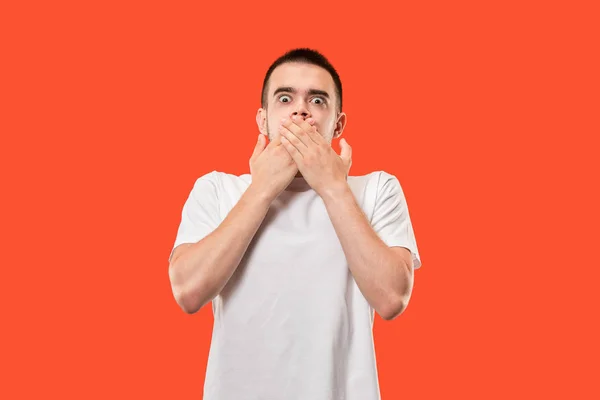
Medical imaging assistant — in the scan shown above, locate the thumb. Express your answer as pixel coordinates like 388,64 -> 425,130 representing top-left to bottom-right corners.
251,134 -> 267,160
269,133 -> 281,146
340,138 -> 352,164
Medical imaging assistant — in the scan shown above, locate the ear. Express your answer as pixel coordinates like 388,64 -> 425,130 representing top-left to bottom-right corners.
332,112 -> 347,139
256,108 -> 268,135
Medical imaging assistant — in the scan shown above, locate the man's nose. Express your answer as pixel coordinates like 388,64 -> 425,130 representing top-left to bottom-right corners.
291,110 -> 310,120
290,98 -> 311,119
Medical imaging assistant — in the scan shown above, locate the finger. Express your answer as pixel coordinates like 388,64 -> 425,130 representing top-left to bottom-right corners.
251,134 -> 266,161
304,118 -> 327,145
279,124 -> 307,155
340,138 -> 352,164
281,135 -> 304,167
282,117 -> 311,147
267,133 -> 282,148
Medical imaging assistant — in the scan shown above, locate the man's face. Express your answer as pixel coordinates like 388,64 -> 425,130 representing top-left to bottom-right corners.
256,62 -> 346,144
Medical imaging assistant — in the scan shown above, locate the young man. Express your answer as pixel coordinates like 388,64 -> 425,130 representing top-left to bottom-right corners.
168,48 -> 422,400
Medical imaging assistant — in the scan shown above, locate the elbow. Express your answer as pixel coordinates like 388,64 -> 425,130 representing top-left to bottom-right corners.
180,302 -> 201,315
168,263 -> 203,315
171,284 -> 202,315
379,296 -> 410,321
379,262 -> 414,321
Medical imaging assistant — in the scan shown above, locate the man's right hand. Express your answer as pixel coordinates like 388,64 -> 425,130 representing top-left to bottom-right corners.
249,133 -> 298,202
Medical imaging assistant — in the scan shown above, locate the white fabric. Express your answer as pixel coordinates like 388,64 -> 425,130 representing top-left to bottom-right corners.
170,170 -> 421,400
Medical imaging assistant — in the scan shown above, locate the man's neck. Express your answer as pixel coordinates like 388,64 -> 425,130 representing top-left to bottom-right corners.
286,173 -> 311,192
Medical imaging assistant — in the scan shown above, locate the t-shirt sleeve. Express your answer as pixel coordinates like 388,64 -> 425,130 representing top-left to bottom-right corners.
371,171 -> 422,269
168,170 -> 222,263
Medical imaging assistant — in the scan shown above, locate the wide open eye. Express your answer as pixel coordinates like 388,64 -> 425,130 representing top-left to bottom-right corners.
311,97 -> 326,105
279,95 -> 291,103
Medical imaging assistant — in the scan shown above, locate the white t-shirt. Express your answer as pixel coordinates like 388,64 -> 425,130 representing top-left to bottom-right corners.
169,170 -> 422,400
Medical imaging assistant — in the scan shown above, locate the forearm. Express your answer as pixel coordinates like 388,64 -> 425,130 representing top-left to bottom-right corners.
169,184 -> 273,314
321,184 -> 413,320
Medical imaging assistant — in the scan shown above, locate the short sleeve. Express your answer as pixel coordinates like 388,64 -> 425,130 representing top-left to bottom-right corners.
168,171 -> 222,263
371,171 -> 422,269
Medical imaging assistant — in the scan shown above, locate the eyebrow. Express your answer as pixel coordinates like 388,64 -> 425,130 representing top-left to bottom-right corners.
273,86 -> 330,99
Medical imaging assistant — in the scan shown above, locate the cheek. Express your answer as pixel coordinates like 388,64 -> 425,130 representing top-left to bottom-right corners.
269,118 -> 280,133
268,119 -> 284,137
318,116 -> 335,133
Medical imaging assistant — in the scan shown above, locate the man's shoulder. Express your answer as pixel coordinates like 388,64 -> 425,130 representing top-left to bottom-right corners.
191,170 -> 252,194
193,170 -> 251,182
348,170 -> 407,201
349,170 -> 397,186
349,169 -> 397,178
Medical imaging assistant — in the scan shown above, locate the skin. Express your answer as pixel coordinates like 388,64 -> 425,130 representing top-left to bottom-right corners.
169,61 -> 415,320
255,62 -> 348,180
254,62 -> 415,319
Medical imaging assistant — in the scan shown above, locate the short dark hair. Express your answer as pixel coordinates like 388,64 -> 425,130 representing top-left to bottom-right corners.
261,48 -> 343,113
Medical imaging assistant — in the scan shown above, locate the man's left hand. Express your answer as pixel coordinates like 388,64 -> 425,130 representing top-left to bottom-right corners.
279,115 -> 352,198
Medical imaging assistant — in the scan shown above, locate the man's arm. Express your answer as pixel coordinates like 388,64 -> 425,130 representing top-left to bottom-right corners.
277,117 -> 418,320
320,183 -> 415,321
169,133 -> 299,315
168,184 -> 272,314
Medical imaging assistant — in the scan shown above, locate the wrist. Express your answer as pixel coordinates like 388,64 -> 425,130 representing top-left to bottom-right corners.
245,183 -> 276,208
319,180 -> 352,204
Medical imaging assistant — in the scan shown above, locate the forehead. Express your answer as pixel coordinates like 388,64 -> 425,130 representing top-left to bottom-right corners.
269,62 -> 335,96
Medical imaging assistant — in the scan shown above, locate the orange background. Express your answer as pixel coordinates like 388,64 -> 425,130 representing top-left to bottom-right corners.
1,0 -> 599,398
